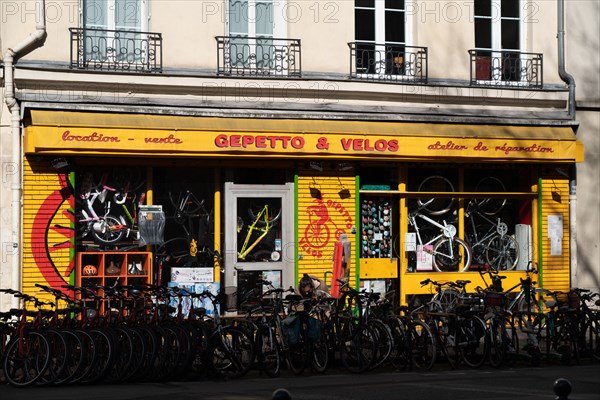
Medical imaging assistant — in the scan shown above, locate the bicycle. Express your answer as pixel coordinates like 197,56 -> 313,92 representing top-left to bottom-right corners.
465,197 -> 519,271
237,203 -> 282,261
408,194 -> 472,273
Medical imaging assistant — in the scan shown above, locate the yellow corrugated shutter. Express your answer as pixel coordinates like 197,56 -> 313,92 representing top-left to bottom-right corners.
297,171 -> 356,288
539,176 -> 570,292
22,157 -> 75,300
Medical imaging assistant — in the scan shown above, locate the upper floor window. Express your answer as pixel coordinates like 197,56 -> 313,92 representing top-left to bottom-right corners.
227,0 -> 288,72
474,0 -> 524,82
354,0 -> 413,76
82,0 -> 148,62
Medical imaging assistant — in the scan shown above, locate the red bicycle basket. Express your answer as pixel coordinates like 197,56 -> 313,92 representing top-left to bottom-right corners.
484,292 -> 506,307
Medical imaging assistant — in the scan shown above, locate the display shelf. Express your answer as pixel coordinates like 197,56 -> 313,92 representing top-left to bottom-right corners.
76,251 -> 152,313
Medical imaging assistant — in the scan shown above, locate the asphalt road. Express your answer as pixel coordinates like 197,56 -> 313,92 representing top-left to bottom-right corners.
1,362 -> 599,400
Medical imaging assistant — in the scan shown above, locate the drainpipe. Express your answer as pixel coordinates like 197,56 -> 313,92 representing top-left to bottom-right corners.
558,0 -> 576,119
557,0 -> 577,288
3,0 -> 46,307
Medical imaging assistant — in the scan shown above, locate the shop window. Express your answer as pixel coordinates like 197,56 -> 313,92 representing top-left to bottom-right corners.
153,167 -> 215,269
75,166 -> 148,251
404,167 -> 533,273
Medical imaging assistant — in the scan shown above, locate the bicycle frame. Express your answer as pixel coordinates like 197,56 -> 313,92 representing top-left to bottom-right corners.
238,204 -> 272,261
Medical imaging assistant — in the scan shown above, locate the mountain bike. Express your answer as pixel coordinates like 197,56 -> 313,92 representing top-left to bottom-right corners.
465,197 -> 519,271
238,203 -> 282,261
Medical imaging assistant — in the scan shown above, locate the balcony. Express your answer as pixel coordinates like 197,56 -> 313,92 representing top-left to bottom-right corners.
70,28 -> 163,73
349,42 -> 428,84
469,50 -> 543,88
216,36 -> 301,77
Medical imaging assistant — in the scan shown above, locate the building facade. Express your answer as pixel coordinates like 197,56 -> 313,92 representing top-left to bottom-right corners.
1,0 -> 598,310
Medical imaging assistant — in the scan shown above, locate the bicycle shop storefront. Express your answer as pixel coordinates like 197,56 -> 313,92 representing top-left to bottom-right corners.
21,110 -> 583,308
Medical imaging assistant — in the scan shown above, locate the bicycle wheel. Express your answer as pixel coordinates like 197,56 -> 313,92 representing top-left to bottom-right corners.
120,326 -> 147,382
91,214 -> 127,245
583,317 -> 600,361
248,204 -> 282,227
485,234 -> 519,271
475,177 -> 506,216
53,329 -> 85,385
387,317 -> 410,370
3,331 -> 51,388
370,319 -> 394,369
311,331 -> 330,373
104,326 -> 134,383
432,237 -> 472,272
80,327 -> 115,384
37,328 -> 68,386
431,288 -> 461,313
286,327 -> 309,375
408,320 -> 436,370
335,291 -> 363,342
209,326 -> 254,379
417,176 -> 455,216
67,329 -> 97,385
156,237 -> 192,267
339,325 -> 377,374
458,316 -> 489,368
256,325 -> 282,378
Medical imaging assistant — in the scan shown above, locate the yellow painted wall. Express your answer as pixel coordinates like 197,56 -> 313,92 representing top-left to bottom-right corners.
22,157 -> 75,301
539,175 -> 571,293
297,170 -> 356,289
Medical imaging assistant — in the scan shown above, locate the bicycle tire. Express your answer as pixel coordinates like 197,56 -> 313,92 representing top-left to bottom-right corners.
66,329 -> 97,385
339,325 -> 377,374
53,329 -> 85,385
37,328 -> 68,386
475,177 -> 506,216
417,176 -> 455,216
386,317 -> 410,370
432,237 -> 472,272
208,326 -> 254,379
80,328 -> 115,384
247,205 -> 282,227
104,326 -> 134,383
485,234 -> 519,271
408,320 -> 436,371
91,214 -> 127,245
487,316 -> 507,368
119,326 -> 147,382
256,325 -> 282,378
458,316 -> 488,368
311,331 -> 330,373
370,319 -> 394,369
583,317 -> 600,361
3,331 -> 51,388
286,329 -> 309,375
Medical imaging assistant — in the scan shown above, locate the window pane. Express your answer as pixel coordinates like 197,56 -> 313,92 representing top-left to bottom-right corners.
229,0 -> 249,36
475,18 -> 491,48
84,0 -> 108,28
115,0 -> 141,30
355,9 -> 375,41
385,11 -> 405,43
474,0 -> 491,17
385,0 -> 405,10
356,0 -> 374,8
256,1 -> 273,37
501,0 -> 520,18
501,19 -> 519,50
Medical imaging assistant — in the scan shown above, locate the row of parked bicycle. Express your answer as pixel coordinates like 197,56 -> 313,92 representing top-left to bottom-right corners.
0,270 -> 599,387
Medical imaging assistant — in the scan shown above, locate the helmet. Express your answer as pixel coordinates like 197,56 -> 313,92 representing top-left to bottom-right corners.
299,274 -> 315,297
82,264 -> 97,276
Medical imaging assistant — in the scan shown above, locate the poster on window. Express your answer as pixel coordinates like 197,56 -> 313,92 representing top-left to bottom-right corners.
416,245 -> 433,271
167,282 -> 221,316
548,214 -> 563,256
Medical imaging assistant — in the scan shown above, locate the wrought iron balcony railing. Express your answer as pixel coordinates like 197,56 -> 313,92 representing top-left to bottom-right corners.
216,36 -> 301,77
469,49 -> 543,88
349,42 -> 428,83
70,28 -> 163,73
